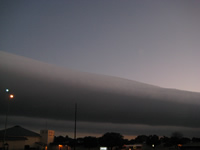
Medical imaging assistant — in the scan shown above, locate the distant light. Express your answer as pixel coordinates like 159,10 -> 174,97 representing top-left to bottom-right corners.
178,144 -> 182,147
100,147 -> 107,150
58,145 -> 63,148
10,94 -> 14,99
6,89 -> 9,93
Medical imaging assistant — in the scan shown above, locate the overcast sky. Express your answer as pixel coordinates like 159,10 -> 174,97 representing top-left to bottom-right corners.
1,0 -> 200,93
1,51 -> 200,139
1,0 -> 200,139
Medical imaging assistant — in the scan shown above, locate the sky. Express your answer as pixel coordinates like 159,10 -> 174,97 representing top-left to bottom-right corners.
1,0 -> 200,139
1,0 -> 200,93
1,51 -> 200,139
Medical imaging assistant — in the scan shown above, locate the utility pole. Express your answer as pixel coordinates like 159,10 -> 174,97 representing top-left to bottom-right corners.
74,103 -> 77,150
3,89 -> 14,149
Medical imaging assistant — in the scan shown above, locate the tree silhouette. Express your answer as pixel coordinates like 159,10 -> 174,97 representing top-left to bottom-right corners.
192,137 -> 200,143
99,132 -> 124,150
179,137 -> 191,145
135,135 -> 148,144
170,132 -> 183,146
53,135 -> 74,146
54,136 -> 66,144
146,135 -> 160,147
83,136 -> 98,150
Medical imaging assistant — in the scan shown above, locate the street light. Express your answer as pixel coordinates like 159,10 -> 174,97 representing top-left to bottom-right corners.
3,89 -> 14,149
5,89 -> 9,93
9,94 -> 14,99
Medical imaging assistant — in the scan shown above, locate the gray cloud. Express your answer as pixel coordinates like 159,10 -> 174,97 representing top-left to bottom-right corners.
1,51 -> 200,136
1,116 -> 200,139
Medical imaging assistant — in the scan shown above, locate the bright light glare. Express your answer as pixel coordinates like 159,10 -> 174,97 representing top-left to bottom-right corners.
6,89 -> 9,92
10,94 -> 14,99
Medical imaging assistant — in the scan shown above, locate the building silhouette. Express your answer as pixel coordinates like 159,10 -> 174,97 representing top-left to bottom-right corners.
0,125 -> 56,150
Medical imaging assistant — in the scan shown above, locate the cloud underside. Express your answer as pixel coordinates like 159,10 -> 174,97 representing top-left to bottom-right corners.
0,116 -> 200,138
1,51 -> 200,135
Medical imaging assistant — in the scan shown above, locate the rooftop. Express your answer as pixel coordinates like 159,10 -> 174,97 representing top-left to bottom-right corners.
0,125 -> 40,138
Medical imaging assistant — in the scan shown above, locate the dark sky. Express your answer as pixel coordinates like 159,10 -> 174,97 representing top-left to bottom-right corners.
1,0 -> 200,139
